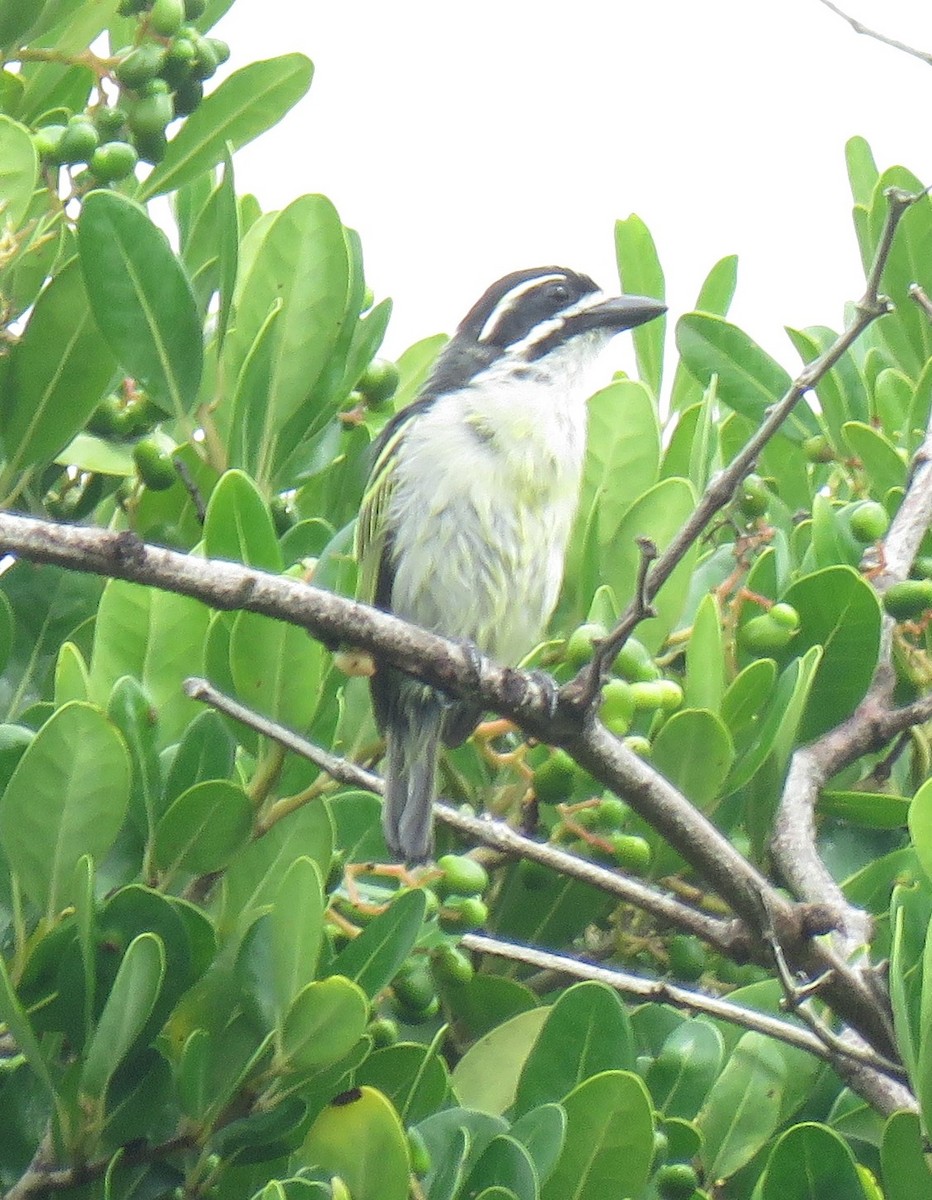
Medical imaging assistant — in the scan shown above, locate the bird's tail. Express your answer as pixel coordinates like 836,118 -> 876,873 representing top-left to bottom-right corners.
382,689 -> 444,864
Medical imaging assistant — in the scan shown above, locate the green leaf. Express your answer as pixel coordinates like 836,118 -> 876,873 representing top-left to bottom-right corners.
463,1134 -> 538,1200
696,1031 -> 786,1181
602,476 -> 698,653
281,975 -> 369,1070
271,855 -> 324,1020
139,54 -> 314,200
2,257 -> 117,474
162,708 -> 235,808
514,981 -> 636,1116
53,640 -> 88,706
647,1019 -> 724,1119
509,1104 -> 566,1189
0,0 -> 48,49
910,780 -> 932,887
301,1085 -> 409,1200
356,1040 -> 451,1125
684,593 -> 725,712
785,325 -> 868,444
846,136 -> 879,209
88,581 -> 208,745
781,565 -> 882,741
842,420 -> 906,496
614,215 -> 665,394
453,1008 -> 550,1117
107,674 -> 161,836
229,609 -> 322,727
651,709 -> 734,814
203,469 -> 283,571
889,883 -> 930,1083
81,931 -> 166,1099
326,888 -> 426,999
540,1071 -> 652,1200
0,115 -> 37,228
881,1111 -> 932,1200
0,702 -> 130,918
153,779 -> 253,875
584,381 -> 661,546
78,190 -> 202,422
676,312 -> 818,441
760,1122 -> 867,1200
669,255 -> 738,411
0,950 -> 59,1106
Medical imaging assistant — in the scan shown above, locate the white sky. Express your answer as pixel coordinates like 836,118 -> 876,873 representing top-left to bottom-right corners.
215,0 -> 932,374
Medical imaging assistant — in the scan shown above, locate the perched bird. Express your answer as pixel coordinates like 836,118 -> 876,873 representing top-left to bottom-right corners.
356,266 -> 666,862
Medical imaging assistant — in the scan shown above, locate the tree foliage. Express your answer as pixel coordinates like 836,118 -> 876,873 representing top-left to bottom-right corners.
1,3 -> 932,1199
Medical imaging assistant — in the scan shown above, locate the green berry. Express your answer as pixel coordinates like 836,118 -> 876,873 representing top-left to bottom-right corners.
436,853 -> 489,898
431,944 -> 474,986
656,1162 -> 699,1200
33,124 -> 66,162
133,128 -> 168,164
599,678 -> 635,735
160,35 -> 198,86
609,833 -> 651,874
593,797 -> 629,828
150,0 -> 185,37
190,33 -> 219,80
206,37 -> 231,65
667,934 -> 707,981
629,679 -> 683,712
115,43 -> 167,90
532,748 -> 576,804
849,500 -> 890,543
172,77 -> 203,115
367,1017 -> 399,1048
738,473 -> 769,518
392,960 -> 435,1012
358,359 -> 400,407
803,434 -> 835,463
129,87 -> 174,138
93,105 -> 128,138
767,602 -> 800,632
623,735 -> 652,757
90,140 -> 139,181
884,579 -> 932,621
912,556 -> 932,580
565,622 -> 607,668
118,0 -> 149,13
133,440 -> 177,491
739,613 -> 797,654
612,636 -> 661,682
652,1129 -> 670,1167
440,895 -> 488,930
57,116 -> 99,164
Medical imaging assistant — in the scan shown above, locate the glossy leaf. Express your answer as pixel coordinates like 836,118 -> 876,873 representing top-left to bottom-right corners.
584,380 -> 661,549
281,975 -> 368,1070
647,1018 -> 724,1119
78,191 -> 202,421
509,1104 -> 566,1189
540,1071 -> 652,1200
697,1032 -> 786,1181
463,1134 -> 538,1200
669,254 -> 738,410
881,1110 -> 932,1200
651,710 -> 734,814
676,312 -> 818,441
846,135 -> 879,209
514,981 -> 636,1116
684,593 -> 725,712
760,1122 -> 867,1200
81,932 -> 166,1099
203,469 -> 284,572
107,674 -> 162,836
154,779 -> 253,875
326,887 -> 426,999
0,702 -> 130,917
301,1085 -> 409,1200
453,1008 -> 550,1116
271,855 -> 324,1022
140,54 -> 314,199
3,257 -> 116,474
229,609 -> 322,727
355,1041 -> 451,1125
0,115 -> 38,228
615,214 -> 665,394
842,420 -> 906,496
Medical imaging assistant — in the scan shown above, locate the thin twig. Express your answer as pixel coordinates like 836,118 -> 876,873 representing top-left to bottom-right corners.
569,186 -> 918,707
461,933 -> 909,1089
818,0 -> 932,68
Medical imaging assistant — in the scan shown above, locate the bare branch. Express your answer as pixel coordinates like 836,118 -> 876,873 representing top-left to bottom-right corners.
818,0 -> 932,67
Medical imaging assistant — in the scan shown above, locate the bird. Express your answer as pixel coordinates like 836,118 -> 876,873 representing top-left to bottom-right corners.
355,266 -> 666,862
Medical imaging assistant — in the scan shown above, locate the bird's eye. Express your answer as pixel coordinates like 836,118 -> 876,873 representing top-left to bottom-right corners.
545,281 -> 571,304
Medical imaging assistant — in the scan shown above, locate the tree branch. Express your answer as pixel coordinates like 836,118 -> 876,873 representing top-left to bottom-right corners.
818,0 -> 932,67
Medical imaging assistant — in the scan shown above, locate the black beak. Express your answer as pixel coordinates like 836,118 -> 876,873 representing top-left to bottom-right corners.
572,294 -> 667,334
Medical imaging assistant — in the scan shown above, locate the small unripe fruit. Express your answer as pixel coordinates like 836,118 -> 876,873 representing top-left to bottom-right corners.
594,797 -> 629,828
612,636 -> 661,682
656,1162 -> 700,1200
190,34 -> 219,80
160,35 -> 198,86
532,749 -> 575,804
33,124 -> 66,161
431,944 -> 474,986
440,895 -> 488,930
367,1017 -> 399,1048
436,853 -> 489,898
115,43 -> 167,90
206,37 -> 231,65
93,105 -> 127,138
150,0 -> 185,37
912,556 -> 932,580
738,473 -> 769,518
884,579 -> 932,621
599,678 -> 635,735
392,961 -> 435,1013
129,87 -> 174,138
652,1129 -> 670,1167
667,934 -> 707,981
565,622 -> 607,668
739,613 -> 797,654
623,734 -> 652,757
172,78 -> 203,115
133,128 -> 168,164
767,602 -> 800,631
358,359 -> 400,407
848,500 -> 890,543
630,679 -> 683,711
58,116 -> 99,164
133,440 -> 177,491
90,140 -> 139,181
803,433 -> 835,463
609,833 -> 651,874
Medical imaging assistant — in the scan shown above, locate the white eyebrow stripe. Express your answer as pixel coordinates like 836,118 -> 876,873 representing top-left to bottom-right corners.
503,290 -> 610,359
477,272 -> 567,343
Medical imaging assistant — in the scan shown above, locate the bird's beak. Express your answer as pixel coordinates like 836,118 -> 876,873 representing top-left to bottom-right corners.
575,294 -> 667,333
